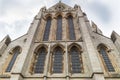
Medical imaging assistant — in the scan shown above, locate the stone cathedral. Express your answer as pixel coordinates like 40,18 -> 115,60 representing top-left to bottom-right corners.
0,1 -> 120,80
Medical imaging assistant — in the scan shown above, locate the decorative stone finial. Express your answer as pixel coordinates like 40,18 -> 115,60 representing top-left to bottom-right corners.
59,0 -> 62,3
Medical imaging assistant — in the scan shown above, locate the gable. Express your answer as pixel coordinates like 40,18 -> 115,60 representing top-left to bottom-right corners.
48,1 -> 73,11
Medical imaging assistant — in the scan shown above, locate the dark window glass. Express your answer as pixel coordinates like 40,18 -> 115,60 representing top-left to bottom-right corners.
6,49 -> 19,72
34,47 -> 46,73
53,47 -> 63,73
56,15 -> 62,40
68,15 -> 76,40
100,48 -> 115,72
70,46 -> 81,73
43,17 -> 51,41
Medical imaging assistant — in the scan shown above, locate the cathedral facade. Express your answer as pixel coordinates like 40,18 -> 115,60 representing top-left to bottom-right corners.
0,1 -> 120,80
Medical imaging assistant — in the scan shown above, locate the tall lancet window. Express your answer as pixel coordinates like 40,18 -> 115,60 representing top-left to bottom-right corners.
99,45 -> 115,72
67,15 -> 76,40
56,15 -> 62,40
34,47 -> 47,73
52,46 -> 63,73
6,46 -> 21,72
70,46 -> 82,73
43,16 -> 52,41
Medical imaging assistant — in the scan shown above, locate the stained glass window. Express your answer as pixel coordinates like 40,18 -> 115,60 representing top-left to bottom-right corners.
43,17 -> 51,41
99,47 -> 115,72
68,15 -> 76,40
52,46 -> 63,73
6,47 -> 20,72
56,15 -> 62,40
70,46 -> 82,73
34,47 -> 46,73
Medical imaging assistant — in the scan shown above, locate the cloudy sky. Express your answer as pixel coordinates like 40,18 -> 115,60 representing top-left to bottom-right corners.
0,0 -> 120,41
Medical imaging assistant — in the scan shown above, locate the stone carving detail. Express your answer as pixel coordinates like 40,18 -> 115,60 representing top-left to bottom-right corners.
55,4 -> 65,11
74,4 -> 79,9
41,7 -> 46,12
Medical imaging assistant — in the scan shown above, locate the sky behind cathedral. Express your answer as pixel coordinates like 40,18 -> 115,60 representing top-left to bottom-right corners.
0,0 -> 120,41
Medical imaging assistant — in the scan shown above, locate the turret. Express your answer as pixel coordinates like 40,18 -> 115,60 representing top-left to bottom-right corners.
0,35 -> 11,56
91,21 -> 102,34
111,31 -> 120,53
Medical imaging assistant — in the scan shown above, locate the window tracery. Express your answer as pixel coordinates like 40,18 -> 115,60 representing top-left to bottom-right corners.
43,16 -> 52,41
56,15 -> 62,40
98,45 -> 115,72
34,47 -> 47,73
69,46 -> 82,73
6,46 -> 21,72
52,46 -> 63,73
67,15 -> 76,40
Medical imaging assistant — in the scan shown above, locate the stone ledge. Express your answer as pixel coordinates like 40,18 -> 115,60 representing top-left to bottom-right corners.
111,73 -> 120,77
0,74 -> 10,78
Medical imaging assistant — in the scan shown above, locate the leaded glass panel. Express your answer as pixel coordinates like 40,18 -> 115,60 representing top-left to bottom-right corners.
34,47 -> 46,73
70,46 -> 81,73
6,49 -> 19,72
100,48 -> 115,72
43,17 -> 51,41
53,47 -> 63,73
68,16 -> 76,40
56,15 -> 62,40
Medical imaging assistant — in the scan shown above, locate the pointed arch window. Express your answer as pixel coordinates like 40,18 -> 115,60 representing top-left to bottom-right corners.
99,46 -> 115,72
43,16 -> 52,41
34,47 -> 47,73
52,46 -> 63,73
56,15 -> 62,40
67,15 -> 76,40
6,46 -> 21,72
70,46 -> 82,73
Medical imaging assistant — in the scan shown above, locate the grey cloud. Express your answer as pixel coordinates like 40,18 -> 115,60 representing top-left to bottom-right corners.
10,20 -> 30,39
87,1 -> 111,23
0,0 -> 57,41
0,22 -> 11,40
0,20 -> 29,40
0,0 -> 41,16
0,0 -> 114,40
0,0 -> 21,14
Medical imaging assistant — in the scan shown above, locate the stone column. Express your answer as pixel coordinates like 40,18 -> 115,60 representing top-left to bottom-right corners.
62,17 -> 67,41
49,18 -> 57,41
10,74 -> 23,80
35,19 -> 46,42
44,76 -> 47,80
65,43 -> 69,80
10,16 -> 41,80
93,74 -> 105,80
65,18 -> 69,41
65,43 -> 69,75
73,17 -> 81,40
44,44 -> 51,77
78,16 -> 102,73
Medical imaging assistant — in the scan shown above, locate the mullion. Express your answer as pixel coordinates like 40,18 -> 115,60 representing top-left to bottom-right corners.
34,47 -> 46,73
56,15 -> 62,40
53,47 -> 63,73
6,51 -> 19,72
100,48 -> 115,72
70,46 -> 81,73
68,16 -> 76,40
43,17 -> 51,41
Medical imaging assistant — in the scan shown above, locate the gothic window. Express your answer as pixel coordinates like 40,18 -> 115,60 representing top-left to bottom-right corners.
67,15 -> 76,40
52,46 -> 63,73
34,47 -> 46,73
56,15 -> 62,40
43,16 -> 52,41
99,46 -> 115,72
6,46 -> 21,72
70,46 -> 82,73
